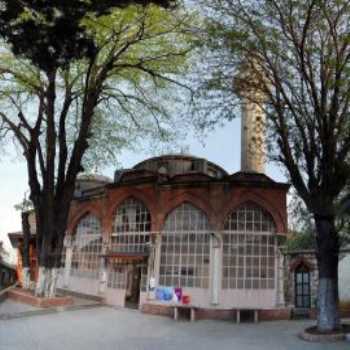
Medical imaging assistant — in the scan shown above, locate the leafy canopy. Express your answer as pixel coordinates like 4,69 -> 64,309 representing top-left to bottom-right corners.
194,0 -> 350,215
0,3 -> 195,172
0,0 -> 175,70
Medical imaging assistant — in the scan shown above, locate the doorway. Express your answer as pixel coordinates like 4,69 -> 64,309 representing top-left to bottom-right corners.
125,264 -> 141,309
295,265 -> 311,308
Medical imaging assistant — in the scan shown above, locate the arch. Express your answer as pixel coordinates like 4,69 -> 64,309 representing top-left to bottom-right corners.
162,202 -> 210,232
219,190 -> 286,232
290,256 -> 315,272
74,213 -> 102,237
222,200 -> 277,290
224,201 -> 276,233
112,196 -> 151,233
70,213 -> 102,280
161,192 -> 213,224
69,207 -> 102,236
107,188 -> 156,231
159,202 -> 211,288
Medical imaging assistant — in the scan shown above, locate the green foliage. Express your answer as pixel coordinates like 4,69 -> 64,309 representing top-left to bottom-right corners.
285,231 -> 316,251
194,0 -> 350,215
0,0 -> 174,71
0,3 -> 196,173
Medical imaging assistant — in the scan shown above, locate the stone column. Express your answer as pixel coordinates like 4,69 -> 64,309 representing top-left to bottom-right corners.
275,248 -> 286,307
210,232 -> 222,305
98,235 -> 109,294
63,235 -> 73,288
146,234 -> 157,298
153,233 -> 162,287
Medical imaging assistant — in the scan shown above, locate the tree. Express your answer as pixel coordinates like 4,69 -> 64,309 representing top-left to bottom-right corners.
14,196 -> 34,289
0,1 -> 194,297
195,0 -> 350,332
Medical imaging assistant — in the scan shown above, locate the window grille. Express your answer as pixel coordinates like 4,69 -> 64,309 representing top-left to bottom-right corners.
111,198 -> 151,254
159,203 -> 210,288
113,198 -> 151,233
222,203 -> 276,290
107,263 -> 127,289
110,234 -> 150,254
70,214 -> 102,279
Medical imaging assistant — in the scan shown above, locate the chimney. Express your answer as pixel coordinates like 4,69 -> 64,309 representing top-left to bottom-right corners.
234,60 -> 267,173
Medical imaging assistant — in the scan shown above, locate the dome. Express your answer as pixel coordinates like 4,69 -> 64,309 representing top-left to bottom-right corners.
132,154 -> 228,179
77,174 -> 112,183
75,173 -> 112,197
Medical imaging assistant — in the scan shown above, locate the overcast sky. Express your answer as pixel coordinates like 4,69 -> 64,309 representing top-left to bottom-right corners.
0,117 -> 286,261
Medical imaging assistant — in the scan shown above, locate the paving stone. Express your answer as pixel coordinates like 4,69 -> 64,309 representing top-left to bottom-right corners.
0,307 -> 349,350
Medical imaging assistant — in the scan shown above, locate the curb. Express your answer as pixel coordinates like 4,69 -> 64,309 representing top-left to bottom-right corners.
299,329 -> 349,343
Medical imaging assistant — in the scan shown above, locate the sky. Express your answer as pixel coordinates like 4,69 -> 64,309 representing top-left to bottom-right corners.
0,117 -> 286,262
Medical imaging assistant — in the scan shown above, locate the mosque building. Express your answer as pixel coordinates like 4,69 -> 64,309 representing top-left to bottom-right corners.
9,93 -> 294,320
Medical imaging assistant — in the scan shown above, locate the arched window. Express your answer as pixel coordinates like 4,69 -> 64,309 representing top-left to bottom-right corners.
71,214 -> 102,279
159,203 -> 210,288
222,203 -> 276,290
111,198 -> 151,254
113,198 -> 151,233
76,214 -> 101,236
224,202 -> 276,232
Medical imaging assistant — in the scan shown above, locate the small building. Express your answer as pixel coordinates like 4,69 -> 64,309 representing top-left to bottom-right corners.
285,248 -> 350,314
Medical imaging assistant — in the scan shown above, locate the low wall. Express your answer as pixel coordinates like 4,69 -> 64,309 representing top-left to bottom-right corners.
8,288 -> 74,308
141,303 -> 292,321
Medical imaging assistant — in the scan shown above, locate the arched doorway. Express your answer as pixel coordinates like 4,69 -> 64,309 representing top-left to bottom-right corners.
295,264 -> 311,308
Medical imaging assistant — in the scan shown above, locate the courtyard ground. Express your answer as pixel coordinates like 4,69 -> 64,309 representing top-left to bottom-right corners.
0,305 -> 349,350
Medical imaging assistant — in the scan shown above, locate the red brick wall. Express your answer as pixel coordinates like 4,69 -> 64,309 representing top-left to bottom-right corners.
67,181 -> 288,236
141,303 -> 291,321
259,308 -> 291,321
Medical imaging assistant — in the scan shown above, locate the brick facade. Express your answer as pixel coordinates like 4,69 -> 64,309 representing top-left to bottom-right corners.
9,155 -> 291,319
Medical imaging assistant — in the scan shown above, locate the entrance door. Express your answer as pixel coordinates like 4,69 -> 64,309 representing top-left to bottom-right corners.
295,265 -> 311,308
125,264 -> 141,308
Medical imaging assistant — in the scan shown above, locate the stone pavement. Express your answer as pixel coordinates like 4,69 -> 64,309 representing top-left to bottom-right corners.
0,299 -> 40,314
0,306 -> 349,350
0,296 -> 102,320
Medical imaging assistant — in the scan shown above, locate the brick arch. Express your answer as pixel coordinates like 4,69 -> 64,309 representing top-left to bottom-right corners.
290,256 -> 315,272
219,190 -> 286,233
106,190 -> 156,232
159,193 -> 213,231
68,205 -> 103,236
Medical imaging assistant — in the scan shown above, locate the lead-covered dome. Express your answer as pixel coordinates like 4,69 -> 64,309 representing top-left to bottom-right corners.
132,154 -> 228,179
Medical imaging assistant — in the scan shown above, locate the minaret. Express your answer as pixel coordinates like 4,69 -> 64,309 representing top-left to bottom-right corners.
235,61 -> 267,173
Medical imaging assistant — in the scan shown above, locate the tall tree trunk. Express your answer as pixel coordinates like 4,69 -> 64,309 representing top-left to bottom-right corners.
21,211 -> 31,289
34,200 -> 70,298
314,214 -> 340,332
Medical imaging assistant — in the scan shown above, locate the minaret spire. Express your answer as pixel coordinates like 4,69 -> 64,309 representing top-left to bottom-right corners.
234,59 -> 268,174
